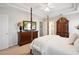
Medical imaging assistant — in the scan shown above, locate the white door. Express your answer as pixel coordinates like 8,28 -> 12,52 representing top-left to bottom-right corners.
0,15 -> 9,50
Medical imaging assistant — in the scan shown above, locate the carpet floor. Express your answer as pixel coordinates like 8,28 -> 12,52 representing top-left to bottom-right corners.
0,44 -> 30,55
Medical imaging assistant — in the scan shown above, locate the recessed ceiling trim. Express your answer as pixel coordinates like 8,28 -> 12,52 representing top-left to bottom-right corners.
51,3 -> 78,18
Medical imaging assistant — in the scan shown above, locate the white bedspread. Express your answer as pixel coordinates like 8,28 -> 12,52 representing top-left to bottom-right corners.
30,35 -> 79,55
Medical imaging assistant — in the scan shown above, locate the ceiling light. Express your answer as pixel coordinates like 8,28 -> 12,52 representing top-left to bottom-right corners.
44,7 -> 50,12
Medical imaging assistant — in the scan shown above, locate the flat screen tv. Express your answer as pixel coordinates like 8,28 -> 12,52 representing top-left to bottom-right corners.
23,21 -> 36,31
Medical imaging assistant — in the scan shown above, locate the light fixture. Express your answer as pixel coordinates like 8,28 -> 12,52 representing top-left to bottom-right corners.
44,7 -> 50,12
44,3 -> 55,12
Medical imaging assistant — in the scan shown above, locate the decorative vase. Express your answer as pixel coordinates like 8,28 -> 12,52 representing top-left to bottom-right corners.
19,26 -> 22,32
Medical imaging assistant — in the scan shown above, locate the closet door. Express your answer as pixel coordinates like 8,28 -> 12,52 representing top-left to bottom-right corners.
0,15 -> 9,50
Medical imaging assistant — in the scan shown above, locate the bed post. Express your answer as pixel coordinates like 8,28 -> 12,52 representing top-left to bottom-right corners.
47,15 -> 49,35
30,49 -> 33,55
31,7 -> 33,41
30,7 -> 33,55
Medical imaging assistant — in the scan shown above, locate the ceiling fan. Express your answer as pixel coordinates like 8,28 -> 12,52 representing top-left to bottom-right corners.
40,3 -> 55,12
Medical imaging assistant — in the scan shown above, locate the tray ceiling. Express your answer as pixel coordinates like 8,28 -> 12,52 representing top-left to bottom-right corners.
0,3 -> 79,19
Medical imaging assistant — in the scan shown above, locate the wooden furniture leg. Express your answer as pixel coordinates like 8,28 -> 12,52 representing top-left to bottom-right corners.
30,49 -> 33,55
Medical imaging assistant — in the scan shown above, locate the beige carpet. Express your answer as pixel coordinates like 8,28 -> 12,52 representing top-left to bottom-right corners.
0,44 -> 30,55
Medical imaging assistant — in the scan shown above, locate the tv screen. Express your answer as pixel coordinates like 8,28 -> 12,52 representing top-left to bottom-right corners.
23,21 -> 36,31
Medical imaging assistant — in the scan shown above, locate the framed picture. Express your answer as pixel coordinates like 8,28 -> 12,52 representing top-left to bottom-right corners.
23,21 -> 36,31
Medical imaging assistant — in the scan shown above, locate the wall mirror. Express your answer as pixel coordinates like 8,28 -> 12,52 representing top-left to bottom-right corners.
23,21 -> 36,31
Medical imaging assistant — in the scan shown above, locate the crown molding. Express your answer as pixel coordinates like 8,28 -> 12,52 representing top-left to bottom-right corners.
6,3 -> 45,19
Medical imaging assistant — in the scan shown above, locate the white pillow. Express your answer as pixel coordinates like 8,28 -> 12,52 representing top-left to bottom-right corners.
74,38 -> 79,52
68,33 -> 77,44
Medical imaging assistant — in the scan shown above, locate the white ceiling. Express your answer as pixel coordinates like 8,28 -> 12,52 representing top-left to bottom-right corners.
0,3 -> 79,19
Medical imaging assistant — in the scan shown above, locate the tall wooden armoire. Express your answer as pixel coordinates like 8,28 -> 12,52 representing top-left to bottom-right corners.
56,17 -> 69,37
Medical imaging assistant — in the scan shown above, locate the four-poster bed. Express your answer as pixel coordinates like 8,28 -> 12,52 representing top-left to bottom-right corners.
29,8 -> 79,55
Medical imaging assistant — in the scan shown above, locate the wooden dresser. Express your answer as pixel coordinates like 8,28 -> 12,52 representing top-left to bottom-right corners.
18,31 -> 38,46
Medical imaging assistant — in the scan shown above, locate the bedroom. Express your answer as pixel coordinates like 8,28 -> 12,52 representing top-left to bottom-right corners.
0,3 -> 79,55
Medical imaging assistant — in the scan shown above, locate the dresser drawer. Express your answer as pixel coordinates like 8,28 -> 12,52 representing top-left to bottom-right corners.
18,31 -> 38,46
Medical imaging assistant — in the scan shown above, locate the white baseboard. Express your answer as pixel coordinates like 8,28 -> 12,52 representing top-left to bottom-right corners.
9,42 -> 18,47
